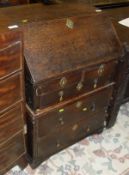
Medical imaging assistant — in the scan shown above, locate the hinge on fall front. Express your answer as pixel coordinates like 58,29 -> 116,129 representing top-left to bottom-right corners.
24,124 -> 27,135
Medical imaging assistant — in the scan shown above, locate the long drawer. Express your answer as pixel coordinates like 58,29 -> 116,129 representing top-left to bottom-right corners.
0,131 -> 25,173
34,110 -> 105,164
0,72 -> 23,112
0,31 -> 23,80
0,102 -> 24,144
35,86 -> 113,137
26,60 -> 117,111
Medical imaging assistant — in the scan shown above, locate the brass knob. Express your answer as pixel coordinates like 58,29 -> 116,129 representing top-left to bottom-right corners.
93,78 -> 98,89
36,109 -> 40,113
76,101 -> 83,108
87,127 -> 90,132
76,82 -> 83,91
82,107 -> 88,112
56,141 -> 61,148
58,90 -> 64,102
98,64 -> 105,76
59,108 -> 64,113
59,77 -> 67,88
72,124 -> 78,131
22,19 -> 28,23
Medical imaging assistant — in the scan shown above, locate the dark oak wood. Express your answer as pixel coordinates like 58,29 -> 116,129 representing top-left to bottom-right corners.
26,60 -> 117,110
104,6 -> 129,103
19,3 -> 124,168
23,14 -> 121,84
0,2 -> 127,171
23,13 -> 121,111
29,86 -> 113,136
26,86 -> 113,167
106,45 -> 129,128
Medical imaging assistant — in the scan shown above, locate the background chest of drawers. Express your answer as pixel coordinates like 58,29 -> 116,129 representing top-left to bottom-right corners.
103,6 -> 129,104
0,30 -> 26,174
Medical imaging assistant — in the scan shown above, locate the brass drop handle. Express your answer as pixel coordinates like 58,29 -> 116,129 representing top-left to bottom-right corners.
76,82 -> 83,91
76,70 -> 85,91
58,90 -> 64,102
76,101 -> 83,108
56,141 -> 61,148
87,127 -> 90,132
98,64 -> 105,76
66,18 -> 74,29
59,77 -> 67,88
58,117 -> 64,125
93,78 -> 98,89
72,124 -> 78,131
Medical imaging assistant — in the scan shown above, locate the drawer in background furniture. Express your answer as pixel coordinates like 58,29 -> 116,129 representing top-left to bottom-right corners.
0,155 -> 27,175
36,86 -> 113,137
0,131 -> 25,174
0,102 -> 24,144
0,31 -> 23,79
0,72 -> 23,112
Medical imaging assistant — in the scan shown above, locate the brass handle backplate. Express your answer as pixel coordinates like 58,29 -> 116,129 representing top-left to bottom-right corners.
72,124 -> 78,131
98,64 -> 105,76
58,117 -> 64,125
76,82 -> 83,91
66,18 -> 74,29
76,101 -> 83,108
59,77 -> 67,88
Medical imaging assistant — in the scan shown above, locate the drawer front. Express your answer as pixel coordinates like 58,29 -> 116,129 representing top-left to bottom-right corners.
123,78 -> 129,100
0,73 -> 23,112
0,32 -> 22,79
38,86 -> 113,137
36,60 -> 117,109
0,132 -> 25,173
37,111 -> 104,160
0,103 -> 24,144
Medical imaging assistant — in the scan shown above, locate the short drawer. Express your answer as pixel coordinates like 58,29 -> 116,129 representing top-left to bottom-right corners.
31,60 -> 117,110
0,132 -> 25,173
0,103 -> 24,144
37,111 -> 104,161
37,86 -> 113,137
0,73 -> 23,112
0,31 -> 23,79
